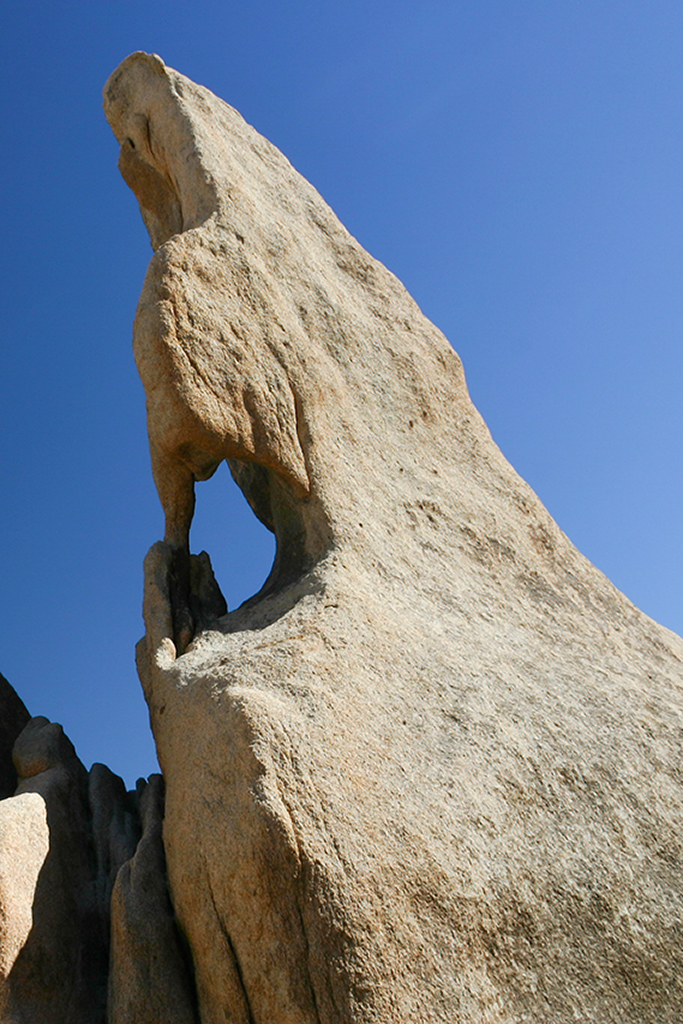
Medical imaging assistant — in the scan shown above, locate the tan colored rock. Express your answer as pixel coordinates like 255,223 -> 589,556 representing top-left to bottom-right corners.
0,717 -> 106,1022
89,762 -> 143,936
0,791 -> 49,1017
0,717 -> 155,1023
108,773 -> 198,1024
106,52 -> 683,1024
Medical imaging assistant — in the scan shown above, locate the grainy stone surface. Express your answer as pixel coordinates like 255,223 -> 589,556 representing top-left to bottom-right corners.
89,762 -> 142,934
0,715 -> 160,1023
0,791 -> 49,1017
105,52 -> 683,1024
1,717 -> 106,1023
108,774 -> 198,1024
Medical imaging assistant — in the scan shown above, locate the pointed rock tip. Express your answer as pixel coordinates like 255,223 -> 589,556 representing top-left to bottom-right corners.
103,51 -> 169,120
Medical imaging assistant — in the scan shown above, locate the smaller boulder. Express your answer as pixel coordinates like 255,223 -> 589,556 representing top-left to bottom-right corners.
2,716 -> 105,1023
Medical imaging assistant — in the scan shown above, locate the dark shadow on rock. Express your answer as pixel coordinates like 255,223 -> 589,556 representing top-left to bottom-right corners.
108,774 -> 200,1024
7,717 -> 108,1023
0,715 -> 198,1023
0,672 -> 30,799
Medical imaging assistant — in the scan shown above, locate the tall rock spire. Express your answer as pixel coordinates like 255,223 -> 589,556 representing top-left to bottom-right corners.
104,52 -> 683,1024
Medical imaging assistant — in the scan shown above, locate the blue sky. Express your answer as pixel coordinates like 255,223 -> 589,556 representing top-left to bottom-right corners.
2,1 -> 682,785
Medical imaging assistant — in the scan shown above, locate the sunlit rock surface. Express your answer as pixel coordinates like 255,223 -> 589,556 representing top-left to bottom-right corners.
102,52 -> 683,1024
0,703 -> 188,1024
0,716 -> 111,1022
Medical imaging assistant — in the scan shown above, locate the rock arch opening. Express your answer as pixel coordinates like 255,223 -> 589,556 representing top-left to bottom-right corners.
189,462 -> 276,612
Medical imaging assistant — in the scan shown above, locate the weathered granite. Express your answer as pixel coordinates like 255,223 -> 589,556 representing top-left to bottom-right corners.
108,773 -> 198,1024
0,791 -> 49,1019
1,717 -> 106,1023
89,762 -> 142,936
105,52 -> 683,1024
0,714 -> 175,1023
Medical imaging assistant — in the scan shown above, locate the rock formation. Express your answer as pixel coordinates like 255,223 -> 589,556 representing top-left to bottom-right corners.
0,684 -> 192,1024
4,45 -> 683,1024
101,52 -> 683,1023
108,773 -> 198,1024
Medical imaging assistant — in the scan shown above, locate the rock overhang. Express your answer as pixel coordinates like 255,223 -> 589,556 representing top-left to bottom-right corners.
104,53 -> 481,619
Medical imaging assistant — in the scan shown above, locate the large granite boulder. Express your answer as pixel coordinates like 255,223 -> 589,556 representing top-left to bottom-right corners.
108,773 -> 198,1024
105,52 -> 683,1024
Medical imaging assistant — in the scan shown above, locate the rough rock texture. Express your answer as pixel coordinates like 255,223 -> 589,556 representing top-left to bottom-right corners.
0,716 -> 107,1022
0,673 -> 30,799
108,773 -> 198,1024
0,714 -> 185,1023
0,790 -> 49,1018
105,52 -> 683,1024
89,762 -> 143,939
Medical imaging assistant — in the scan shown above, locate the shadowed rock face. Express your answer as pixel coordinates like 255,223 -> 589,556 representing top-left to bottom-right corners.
0,718 -> 130,1023
105,52 -> 683,1024
0,712 -> 196,1024
0,673 -> 30,799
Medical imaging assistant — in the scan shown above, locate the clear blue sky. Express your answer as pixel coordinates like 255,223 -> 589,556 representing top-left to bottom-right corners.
2,2 -> 682,786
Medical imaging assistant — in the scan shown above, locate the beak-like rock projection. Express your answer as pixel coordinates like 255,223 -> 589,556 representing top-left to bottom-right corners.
105,52 -> 683,1024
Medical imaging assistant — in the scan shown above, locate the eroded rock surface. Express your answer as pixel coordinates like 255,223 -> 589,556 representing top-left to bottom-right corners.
0,711 -> 186,1024
109,773 -> 198,1024
107,770 -> 197,1024
105,52 -> 683,1024
0,716 -> 108,1022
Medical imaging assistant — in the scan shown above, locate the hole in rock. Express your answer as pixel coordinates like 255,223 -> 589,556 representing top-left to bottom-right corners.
190,462 -> 276,611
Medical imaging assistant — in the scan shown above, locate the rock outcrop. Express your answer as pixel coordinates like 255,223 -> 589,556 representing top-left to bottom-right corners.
104,52 -> 683,1023
4,717 -> 109,1023
0,705 -> 190,1024
108,773 -> 198,1024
